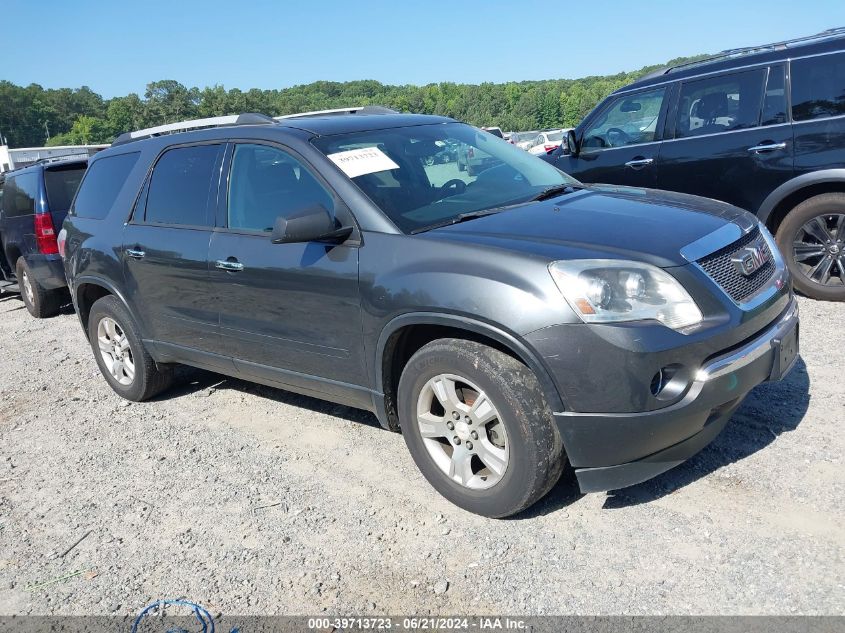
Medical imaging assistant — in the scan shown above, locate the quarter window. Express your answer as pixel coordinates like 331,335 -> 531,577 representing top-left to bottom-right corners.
73,152 -> 140,220
581,87 -> 666,150
1,172 -> 39,218
145,144 -> 221,226
791,52 -> 845,121
675,69 -> 766,138
227,144 -> 334,232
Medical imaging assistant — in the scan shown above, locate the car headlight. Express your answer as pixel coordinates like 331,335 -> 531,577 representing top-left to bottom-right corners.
549,260 -> 703,330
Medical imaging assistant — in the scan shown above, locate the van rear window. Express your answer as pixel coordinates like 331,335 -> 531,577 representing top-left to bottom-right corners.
45,165 -> 86,212
72,152 -> 140,220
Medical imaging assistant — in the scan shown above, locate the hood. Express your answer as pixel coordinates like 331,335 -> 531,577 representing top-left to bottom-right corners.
423,184 -> 755,267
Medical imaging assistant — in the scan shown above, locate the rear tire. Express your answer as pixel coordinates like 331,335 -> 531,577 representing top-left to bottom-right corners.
775,193 -> 845,301
16,257 -> 61,318
398,338 -> 565,518
88,295 -> 173,401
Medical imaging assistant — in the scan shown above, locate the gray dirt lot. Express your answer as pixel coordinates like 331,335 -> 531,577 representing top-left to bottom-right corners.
0,293 -> 842,616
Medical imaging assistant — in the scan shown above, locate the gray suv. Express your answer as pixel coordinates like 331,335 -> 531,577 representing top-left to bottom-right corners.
61,110 -> 799,517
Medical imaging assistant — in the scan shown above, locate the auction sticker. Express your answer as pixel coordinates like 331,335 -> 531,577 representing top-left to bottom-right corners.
328,147 -> 399,178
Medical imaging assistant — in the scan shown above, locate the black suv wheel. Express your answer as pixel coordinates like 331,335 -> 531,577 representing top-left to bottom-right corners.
88,296 -> 174,401
776,193 -> 845,301
398,339 -> 565,518
16,258 -> 62,318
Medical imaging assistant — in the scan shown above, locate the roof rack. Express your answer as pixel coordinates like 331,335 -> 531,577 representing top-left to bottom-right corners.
275,105 -> 398,120
664,26 -> 845,75
112,113 -> 275,146
33,154 -> 91,166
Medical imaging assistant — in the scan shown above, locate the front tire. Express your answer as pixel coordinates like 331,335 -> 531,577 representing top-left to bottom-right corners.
776,193 -> 845,301
16,257 -> 61,318
88,295 -> 173,401
398,339 -> 565,518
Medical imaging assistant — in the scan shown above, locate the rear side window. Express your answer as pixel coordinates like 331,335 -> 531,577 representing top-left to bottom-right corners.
73,152 -> 140,220
791,52 -> 845,121
675,69 -> 766,138
144,144 -> 221,226
1,172 -> 39,218
44,164 -> 86,212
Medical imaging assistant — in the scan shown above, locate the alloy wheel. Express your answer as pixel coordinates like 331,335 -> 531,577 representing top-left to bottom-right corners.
21,270 -> 34,305
416,373 -> 509,490
97,317 -> 135,386
792,213 -> 845,286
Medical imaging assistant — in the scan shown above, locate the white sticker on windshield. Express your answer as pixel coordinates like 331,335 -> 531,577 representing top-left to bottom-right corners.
327,147 -> 400,178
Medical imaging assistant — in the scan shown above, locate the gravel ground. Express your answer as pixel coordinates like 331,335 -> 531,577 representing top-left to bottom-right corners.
0,293 -> 842,616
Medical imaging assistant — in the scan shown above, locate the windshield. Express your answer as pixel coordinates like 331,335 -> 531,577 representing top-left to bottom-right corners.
312,122 -> 578,233
547,131 -> 564,141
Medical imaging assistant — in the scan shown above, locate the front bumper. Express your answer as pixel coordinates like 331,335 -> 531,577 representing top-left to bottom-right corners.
553,297 -> 799,493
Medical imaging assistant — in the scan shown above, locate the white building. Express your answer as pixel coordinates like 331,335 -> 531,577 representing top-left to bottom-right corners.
0,144 -> 108,173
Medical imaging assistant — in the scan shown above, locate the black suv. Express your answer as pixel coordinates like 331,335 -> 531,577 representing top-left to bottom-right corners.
0,158 -> 87,316
543,29 -> 845,301
62,110 -> 798,517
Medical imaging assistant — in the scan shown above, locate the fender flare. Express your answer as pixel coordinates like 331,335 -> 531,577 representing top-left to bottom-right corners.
758,169 -> 845,226
374,312 -> 566,415
71,275 -> 136,335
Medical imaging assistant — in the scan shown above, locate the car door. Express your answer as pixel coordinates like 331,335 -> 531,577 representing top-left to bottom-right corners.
655,65 -> 794,213
554,86 -> 669,187
207,142 -> 367,404
123,142 -> 225,360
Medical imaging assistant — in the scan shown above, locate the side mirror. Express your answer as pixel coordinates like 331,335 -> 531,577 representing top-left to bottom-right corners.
271,204 -> 353,244
566,129 -> 579,157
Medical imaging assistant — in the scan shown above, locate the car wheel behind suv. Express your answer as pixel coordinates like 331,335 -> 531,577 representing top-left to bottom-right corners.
16,258 -> 61,318
776,193 -> 845,301
398,338 -> 565,518
88,295 -> 173,401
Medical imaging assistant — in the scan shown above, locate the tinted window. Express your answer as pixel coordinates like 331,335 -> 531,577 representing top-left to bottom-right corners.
792,52 -> 845,121
1,172 -> 39,218
145,144 -> 221,226
228,144 -> 334,232
762,65 -> 787,126
44,164 -> 86,212
675,69 -> 765,138
73,153 -> 140,220
582,87 -> 666,149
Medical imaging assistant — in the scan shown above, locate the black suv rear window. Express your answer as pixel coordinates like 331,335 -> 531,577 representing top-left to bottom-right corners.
44,164 -> 86,212
73,152 -> 140,220
144,144 -> 221,226
791,52 -> 845,121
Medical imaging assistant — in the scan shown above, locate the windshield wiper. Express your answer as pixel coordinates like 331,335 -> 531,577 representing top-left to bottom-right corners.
529,184 -> 581,202
410,209 -> 503,234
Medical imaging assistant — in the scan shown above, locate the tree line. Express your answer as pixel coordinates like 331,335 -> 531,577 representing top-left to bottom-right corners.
0,55 -> 704,148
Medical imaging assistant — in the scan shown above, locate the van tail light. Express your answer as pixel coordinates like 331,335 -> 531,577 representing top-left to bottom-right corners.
467,147 -> 475,158
544,144 -> 558,153
57,228 -> 68,259
34,213 -> 59,255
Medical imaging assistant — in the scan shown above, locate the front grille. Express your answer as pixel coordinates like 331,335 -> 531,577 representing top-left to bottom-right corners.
697,227 -> 775,303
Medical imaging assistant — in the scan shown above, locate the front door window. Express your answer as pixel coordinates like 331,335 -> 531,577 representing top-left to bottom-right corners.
581,87 -> 666,150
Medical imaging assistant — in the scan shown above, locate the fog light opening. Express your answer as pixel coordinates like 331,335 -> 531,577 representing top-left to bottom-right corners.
650,364 -> 688,401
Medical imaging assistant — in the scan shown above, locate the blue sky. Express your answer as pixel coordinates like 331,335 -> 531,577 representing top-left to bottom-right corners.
5,0 -> 845,98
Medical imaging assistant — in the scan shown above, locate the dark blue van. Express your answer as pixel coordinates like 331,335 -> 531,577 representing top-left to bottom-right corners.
0,158 -> 87,317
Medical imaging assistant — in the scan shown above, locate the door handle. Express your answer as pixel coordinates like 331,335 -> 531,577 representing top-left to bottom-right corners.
747,142 -> 787,153
215,259 -> 244,272
624,157 -> 654,169
126,249 -> 146,259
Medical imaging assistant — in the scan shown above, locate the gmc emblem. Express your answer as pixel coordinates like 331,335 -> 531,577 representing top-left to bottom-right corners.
731,238 -> 770,277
